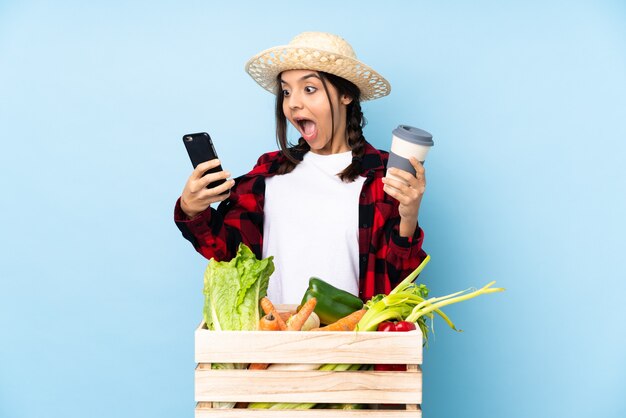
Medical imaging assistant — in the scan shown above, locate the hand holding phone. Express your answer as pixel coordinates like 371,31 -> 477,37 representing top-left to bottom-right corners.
183,132 -> 226,189
180,132 -> 234,218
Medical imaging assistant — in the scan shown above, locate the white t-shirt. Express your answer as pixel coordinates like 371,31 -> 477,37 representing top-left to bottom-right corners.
262,151 -> 366,304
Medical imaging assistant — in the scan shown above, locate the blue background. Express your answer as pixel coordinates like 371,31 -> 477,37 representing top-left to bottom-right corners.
1,1 -> 625,417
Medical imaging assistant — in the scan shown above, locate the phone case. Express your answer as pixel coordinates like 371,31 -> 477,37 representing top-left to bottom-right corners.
182,132 -> 226,189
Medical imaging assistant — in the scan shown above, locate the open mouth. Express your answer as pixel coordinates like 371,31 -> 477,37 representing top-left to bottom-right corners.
295,118 -> 318,141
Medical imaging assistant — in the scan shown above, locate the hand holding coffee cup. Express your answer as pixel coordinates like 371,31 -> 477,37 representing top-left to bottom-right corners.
386,125 -> 434,184
382,125 -> 433,232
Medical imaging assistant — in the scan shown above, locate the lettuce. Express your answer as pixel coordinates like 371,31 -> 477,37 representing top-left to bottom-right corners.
203,243 -> 274,331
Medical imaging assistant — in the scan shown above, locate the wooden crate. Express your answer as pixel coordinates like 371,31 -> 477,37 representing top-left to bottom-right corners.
194,313 -> 423,417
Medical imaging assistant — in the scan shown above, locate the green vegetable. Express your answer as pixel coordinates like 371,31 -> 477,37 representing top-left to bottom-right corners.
299,277 -> 364,325
203,243 -> 274,331
355,255 -> 506,345
203,243 -> 274,409
326,403 -> 365,410
355,256 -> 432,338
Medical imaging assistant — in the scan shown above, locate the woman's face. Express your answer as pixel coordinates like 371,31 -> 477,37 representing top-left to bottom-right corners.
280,70 -> 353,154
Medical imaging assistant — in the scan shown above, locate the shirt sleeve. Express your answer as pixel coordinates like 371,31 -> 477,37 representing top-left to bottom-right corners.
384,213 -> 428,290
173,174 -> 265,261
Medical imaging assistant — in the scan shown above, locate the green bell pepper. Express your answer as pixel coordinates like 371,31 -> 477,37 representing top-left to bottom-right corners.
299,277 -> 364,325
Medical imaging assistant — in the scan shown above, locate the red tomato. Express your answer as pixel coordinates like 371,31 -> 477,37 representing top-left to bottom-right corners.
375,321 -> 410,372
395,321 -> 417,332
377,322 -> 397,332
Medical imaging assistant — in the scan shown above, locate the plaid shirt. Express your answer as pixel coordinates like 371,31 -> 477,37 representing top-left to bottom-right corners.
174,141 -> 427,301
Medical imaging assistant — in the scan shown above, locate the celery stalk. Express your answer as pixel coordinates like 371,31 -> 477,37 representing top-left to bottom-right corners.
406,282 -> 504,323
356,278 -> 504,333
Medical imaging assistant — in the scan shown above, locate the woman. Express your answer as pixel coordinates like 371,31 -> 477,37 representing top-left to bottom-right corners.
175,32 -> 428,303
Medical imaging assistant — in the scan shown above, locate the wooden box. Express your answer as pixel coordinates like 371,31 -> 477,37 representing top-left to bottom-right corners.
194,311 -> 423,417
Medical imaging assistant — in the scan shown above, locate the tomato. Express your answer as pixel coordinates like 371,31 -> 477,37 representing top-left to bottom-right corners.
394,321 -> 416,332
377,322 -> 397,332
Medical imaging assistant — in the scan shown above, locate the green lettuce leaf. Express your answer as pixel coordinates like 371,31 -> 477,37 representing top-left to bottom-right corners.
203,243 -> 274,331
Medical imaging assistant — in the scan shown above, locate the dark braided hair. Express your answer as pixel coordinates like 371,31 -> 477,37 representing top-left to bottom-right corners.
274,71 -> 367,182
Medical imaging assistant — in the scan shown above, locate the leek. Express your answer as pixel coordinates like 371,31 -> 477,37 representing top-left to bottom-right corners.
355,257 -> 505,341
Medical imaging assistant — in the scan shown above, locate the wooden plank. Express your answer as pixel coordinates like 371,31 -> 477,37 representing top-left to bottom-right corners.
195,330 -> 422,364
195,369 -> 422,404
195,407 -> 421,417
406,364 -> 419,372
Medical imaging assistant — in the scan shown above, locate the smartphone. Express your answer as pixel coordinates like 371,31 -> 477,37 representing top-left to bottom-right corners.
182,132 -> 226,189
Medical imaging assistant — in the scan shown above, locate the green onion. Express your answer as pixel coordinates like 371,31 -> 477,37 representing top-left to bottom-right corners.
405,281 -> 504,324
355,257 -> 505,339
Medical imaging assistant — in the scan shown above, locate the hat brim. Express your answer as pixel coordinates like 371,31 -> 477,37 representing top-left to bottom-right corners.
245,45 -> 391,101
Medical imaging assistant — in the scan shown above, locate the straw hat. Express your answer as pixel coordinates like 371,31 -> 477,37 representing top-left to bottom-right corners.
245,32 -> 391,101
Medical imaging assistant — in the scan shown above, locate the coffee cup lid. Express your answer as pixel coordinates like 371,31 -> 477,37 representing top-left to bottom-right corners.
393,125 -> 434,146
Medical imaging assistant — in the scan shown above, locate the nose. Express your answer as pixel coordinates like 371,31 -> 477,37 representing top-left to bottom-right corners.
287,90 -> 303,110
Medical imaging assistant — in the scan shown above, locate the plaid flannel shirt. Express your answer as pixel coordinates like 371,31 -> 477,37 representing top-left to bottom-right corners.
174,141 -> 427,301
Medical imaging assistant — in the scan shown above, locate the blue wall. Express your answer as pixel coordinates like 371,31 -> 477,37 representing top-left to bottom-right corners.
1,1 -> 625,417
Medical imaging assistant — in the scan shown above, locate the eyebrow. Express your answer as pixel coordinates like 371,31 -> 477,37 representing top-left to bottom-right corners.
279,73 -> 321,85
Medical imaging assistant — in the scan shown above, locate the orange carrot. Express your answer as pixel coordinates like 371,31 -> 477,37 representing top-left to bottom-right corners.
249,312 -> 282,371
260,297 -> 287,330
286,297 -> 317,331
310,309 -> 367,331
258,313 -> 280,331
248,362 -> 269,370
278,311 -> 292,322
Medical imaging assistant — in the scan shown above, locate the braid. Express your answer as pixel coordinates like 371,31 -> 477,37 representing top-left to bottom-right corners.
338,100 -> 367,182
276,138 -> 309,175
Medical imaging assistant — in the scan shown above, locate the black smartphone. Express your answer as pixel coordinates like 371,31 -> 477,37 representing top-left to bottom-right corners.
182,132 -> 226,189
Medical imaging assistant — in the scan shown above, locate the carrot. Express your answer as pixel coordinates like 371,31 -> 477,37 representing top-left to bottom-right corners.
249,311 -> 283,371
286,297 -> 317,331
310,309 -> 367,331
258,313 -> 280,331
248,362 -> 269,370
278,311 -> 292,322
260,297 -> 287,330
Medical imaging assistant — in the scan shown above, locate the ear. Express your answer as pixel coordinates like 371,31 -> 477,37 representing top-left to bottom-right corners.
340,94 -> 353,106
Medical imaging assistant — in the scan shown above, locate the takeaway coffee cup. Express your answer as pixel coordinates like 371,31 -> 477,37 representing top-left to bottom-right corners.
386,125 -> 434,183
